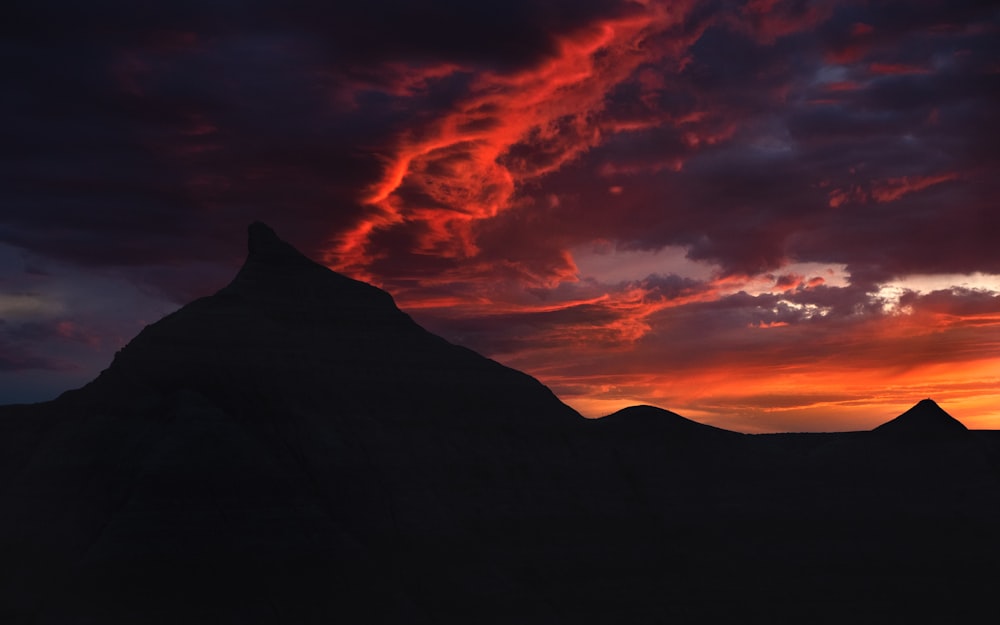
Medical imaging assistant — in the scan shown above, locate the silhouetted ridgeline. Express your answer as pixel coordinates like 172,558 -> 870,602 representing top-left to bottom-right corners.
2,223 -> 998,624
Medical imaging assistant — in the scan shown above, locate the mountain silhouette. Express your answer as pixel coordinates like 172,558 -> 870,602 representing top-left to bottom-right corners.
68,221 -> 580,428
1,224 -> 999,624
872,398 -> 969,435
594,404 -> 742,440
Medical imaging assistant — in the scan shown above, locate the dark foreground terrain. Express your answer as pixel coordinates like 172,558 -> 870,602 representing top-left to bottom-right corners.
2,224 -> 998,624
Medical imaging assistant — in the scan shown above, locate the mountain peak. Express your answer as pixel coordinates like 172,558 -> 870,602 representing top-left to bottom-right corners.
872,398 -> 969,435
225,221 -> 392,313
248,220 -> 278,249
246,221 -> 309,263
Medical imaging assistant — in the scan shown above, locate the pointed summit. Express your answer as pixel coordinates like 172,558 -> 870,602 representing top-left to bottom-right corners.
247,220 -> 297,258
244,221 -> 323,272
224,221 -> 397,316
248,220 -> 278,249
872,398 -> 969,435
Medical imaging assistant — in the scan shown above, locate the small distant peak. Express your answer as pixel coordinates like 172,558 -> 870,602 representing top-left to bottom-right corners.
606,404 -> 671,417
873,398 -> 968,435
596,404 -> 741,437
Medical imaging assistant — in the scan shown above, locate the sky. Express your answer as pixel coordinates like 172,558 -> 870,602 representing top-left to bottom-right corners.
2,0 -> 999,432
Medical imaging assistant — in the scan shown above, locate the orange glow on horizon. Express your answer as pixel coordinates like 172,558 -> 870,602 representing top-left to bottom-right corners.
552,355 -> 1000,433
410,287 -> 1000,433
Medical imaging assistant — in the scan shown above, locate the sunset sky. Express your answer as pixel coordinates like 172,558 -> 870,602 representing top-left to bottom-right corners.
2,1 -> 999,431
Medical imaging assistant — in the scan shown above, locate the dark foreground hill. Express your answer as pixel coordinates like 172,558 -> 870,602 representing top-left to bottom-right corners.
2,224 -> 999,624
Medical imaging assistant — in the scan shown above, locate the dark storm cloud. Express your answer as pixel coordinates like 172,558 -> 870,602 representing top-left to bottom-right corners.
0,343 -> 67,372
2,31 -> 384,276
0,321 -> 76,372
900,287 -> 1000,318
499,1 -> 1000,285
2,0 -> 638,287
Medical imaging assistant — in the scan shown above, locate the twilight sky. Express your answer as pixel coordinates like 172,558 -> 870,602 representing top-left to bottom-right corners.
2,0 -> 999,431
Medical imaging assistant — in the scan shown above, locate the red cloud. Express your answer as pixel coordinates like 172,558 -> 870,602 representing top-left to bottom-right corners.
827,172 -> 960,207
825,22 -> 876,63
773,273 -> 803,291
850,23 -> 874,37
736,0 -> 834,44
55,321 -> 102,348
871,172 -> 959,203
822,80 -> 863,92
328,4 -> 697,278
827,185 -> 867,208
868,62 -> 930,76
